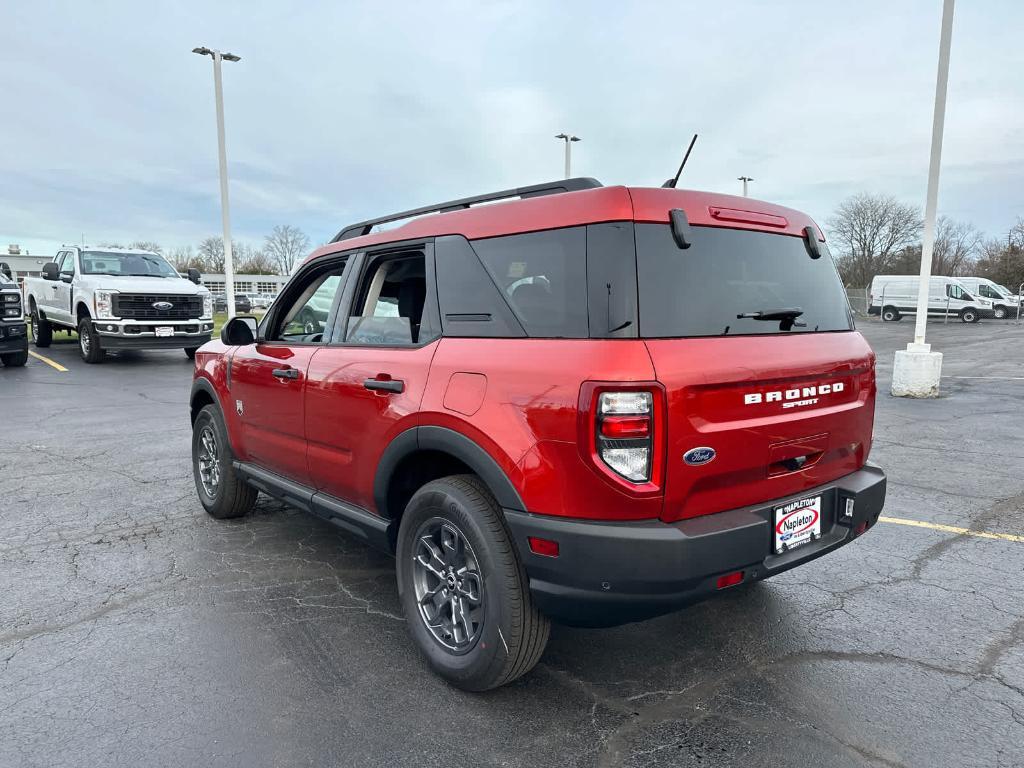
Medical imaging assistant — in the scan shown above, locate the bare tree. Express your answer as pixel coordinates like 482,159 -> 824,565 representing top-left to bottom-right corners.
198,237 -> 226,273
827,193 -> 923,288
263,225 -> 310,274
129,240 -> 163,254
238,249 -> 276,274
975,218 -> 1024,291
885,216 -> 980,276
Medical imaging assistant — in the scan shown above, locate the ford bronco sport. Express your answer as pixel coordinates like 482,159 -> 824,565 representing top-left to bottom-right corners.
189,178 -> 886,690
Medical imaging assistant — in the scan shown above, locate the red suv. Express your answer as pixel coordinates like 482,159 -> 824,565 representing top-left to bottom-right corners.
190,178 -> 885,690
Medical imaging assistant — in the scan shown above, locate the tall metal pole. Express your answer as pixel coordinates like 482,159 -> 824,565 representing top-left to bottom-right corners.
738,176 -> 753,197
912,0 -> 955,346
211,52 -> 237,320
564,140 -> 572,179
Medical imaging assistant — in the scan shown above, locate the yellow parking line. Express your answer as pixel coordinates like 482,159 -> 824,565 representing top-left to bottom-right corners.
879,516 -> 1024,544
28,350 -> 68,372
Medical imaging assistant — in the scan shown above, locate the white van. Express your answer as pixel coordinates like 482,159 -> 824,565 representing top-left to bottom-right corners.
956,277 -> 1021,320
868,275 -> 993,323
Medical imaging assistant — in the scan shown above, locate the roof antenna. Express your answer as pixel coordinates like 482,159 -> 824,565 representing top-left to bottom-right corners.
662,134 -> 698,188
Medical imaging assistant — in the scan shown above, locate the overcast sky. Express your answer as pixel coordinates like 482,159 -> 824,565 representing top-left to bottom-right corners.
2,1 -> 1022,259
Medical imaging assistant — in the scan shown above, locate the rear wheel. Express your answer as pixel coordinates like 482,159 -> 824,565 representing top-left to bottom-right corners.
78,317 -> 104,363
31,311 -> 52,347
960,308 -> 979,323
396,475 -> 550,691
1,349 -> 28,367
881,306 -> 900,322
192,404 -> 257,519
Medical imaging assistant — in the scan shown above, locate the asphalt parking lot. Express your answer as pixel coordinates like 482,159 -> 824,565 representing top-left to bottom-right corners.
2,320 -> 1023,768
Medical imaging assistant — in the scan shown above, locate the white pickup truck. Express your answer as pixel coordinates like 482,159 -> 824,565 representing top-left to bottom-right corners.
25,246 -> 214,363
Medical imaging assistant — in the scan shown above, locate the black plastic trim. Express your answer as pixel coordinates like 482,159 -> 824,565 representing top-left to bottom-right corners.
234,461 -> 393,552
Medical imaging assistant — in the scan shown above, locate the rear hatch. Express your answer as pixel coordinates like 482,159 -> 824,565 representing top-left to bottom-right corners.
635,222 -> 875,522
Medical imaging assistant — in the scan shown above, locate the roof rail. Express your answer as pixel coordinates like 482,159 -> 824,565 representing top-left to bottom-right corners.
330,177 -> 603,243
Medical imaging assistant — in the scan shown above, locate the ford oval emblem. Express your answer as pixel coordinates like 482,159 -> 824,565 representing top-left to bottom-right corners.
152,301 -> 174,310
683,447 -> 716,466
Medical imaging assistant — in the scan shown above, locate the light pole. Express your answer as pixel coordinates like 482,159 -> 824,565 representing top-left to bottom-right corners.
891,0 -> 955,398
193,46 -> 241,320
555,133 -> 580,179
738,176 -> 754,197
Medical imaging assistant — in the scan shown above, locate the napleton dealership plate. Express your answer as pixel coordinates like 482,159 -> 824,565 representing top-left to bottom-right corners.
774,496 -> 821,554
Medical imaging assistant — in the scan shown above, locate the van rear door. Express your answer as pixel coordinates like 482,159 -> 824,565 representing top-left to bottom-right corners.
634,223 -> 876,522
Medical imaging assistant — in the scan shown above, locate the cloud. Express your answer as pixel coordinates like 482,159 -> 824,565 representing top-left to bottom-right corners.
1,0 -> 1021,258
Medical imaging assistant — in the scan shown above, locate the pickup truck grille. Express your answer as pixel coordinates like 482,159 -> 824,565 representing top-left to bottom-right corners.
113,294 -> 204,320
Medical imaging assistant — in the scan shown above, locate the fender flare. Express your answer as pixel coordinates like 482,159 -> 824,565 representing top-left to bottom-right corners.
189,377 -> 224,423
374,426 -> 526,517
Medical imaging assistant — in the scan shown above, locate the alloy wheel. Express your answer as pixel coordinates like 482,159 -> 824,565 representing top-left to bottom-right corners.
412,518 -> 485,654
197,425 -> 221,498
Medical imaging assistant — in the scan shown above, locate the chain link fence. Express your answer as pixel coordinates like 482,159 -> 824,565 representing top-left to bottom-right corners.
846,287 -> 869,317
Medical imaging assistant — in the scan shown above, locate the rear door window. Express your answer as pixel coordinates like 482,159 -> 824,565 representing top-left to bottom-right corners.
471,227 -> 588,338
635,224 -> 853,337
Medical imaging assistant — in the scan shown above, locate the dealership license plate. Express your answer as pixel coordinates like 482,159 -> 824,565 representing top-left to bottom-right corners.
774,496 -> 822,554
155,326 -> 174,337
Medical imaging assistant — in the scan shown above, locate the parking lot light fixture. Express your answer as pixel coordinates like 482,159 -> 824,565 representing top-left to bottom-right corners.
892,0 -> 954,398
193,45 -> 241,319
738,176 -> 753,197
555,133 -> 580,179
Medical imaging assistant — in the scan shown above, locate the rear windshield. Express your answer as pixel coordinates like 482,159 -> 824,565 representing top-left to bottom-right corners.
635,224 -> 853,337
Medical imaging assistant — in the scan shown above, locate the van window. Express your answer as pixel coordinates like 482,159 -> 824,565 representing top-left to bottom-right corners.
471,228 -> 588,338
635,224 -> 853,337
946,283 -> 971,301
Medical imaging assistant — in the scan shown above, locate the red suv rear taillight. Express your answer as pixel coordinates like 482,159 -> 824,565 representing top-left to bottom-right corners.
597,392 -> 654,482
579,383 -> 665,493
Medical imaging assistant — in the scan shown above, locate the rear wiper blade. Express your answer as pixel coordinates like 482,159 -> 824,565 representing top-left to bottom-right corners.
736,308 -> 804,321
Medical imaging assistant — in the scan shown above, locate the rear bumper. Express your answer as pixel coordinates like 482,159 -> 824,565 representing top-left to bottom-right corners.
504,463 -> 886,627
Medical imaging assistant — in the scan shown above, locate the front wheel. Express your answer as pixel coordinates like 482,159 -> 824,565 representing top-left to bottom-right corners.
993,306 -> 1008,320
192,404 -> 258,519
1,349 -> 28,367
184,347 -> 199,360
32,312 -> 52,347
396,475 -> 550,691
960,309 -> 979,323
78,318 -> 104,363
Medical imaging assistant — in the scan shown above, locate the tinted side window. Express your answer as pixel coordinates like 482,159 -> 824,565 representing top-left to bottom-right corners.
346,252 -> 438,346
472,227 -> 588,338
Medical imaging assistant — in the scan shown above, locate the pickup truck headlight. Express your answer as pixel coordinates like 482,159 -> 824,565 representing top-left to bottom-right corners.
95,291 -> 116,319
2,294 -> 21,317
202,293 -> 213,318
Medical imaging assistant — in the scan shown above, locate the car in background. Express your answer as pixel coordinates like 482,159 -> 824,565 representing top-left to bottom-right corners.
868,274 -> 993,323
957,277 -> 1021,319
243,293 -> 270,310
211,293 -> 253,313
212,294 -> 228,313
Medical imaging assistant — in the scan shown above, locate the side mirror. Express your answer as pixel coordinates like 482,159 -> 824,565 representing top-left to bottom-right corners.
42,263 -> 60,281
221,316 -> 258,346
187,268 -> 201,285
0,262 -> 11,280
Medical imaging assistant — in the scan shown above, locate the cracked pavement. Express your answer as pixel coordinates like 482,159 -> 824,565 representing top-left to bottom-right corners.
2,322 -> 1023,767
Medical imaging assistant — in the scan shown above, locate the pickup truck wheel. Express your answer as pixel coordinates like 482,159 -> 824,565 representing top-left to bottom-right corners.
78,318 -> 104,363
192,404 -> 257,519
31,312 -> 52,348
1,350 -> 28,367
184,347 -> 199,360
396,475 -> 550,691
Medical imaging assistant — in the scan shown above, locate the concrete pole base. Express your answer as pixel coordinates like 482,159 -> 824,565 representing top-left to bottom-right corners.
891,343 -> 943,398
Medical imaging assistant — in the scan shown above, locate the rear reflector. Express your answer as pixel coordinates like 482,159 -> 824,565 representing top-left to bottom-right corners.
716,570 -> 744,589
600,415 -> 651,439
528,536 -> 559,558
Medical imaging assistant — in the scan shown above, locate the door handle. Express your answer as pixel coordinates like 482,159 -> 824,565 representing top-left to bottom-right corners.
272,368 -> 299,380
363,377 -> 404,394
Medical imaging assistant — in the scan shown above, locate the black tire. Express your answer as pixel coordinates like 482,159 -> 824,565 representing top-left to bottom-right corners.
192,404 -> 258,519
396,475 -> 550,691
993,306 -> 1008,320
184,347 -> 199,360
78,317 -> 104,363
1,349 -> 28,367
881,307 -> 900,322
31,311 -> 52,348
960,308 -> 978,323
